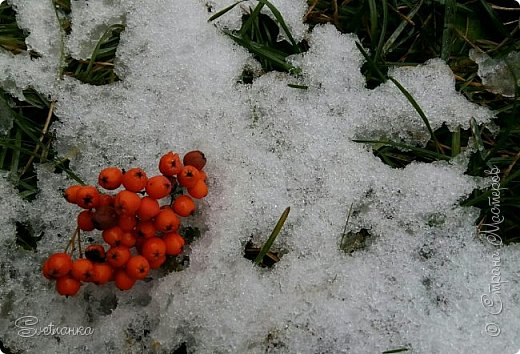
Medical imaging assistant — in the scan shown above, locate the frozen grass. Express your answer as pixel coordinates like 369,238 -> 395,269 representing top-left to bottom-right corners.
0,0 -> 519,352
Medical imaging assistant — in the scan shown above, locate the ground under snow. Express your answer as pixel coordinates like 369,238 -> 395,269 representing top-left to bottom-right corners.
1,0 -> 519,353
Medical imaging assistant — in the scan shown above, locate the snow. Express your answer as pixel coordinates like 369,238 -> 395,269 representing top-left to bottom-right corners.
1,0 -> 519,353
470,49 -> 520,98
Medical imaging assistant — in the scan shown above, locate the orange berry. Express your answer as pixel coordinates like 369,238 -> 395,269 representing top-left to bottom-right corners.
102,226 -> 124,247
183,150 -> 206,170
136,196 -> 160,221
77,210 -> 95,231
71,258 -> 95,282
118,214 -> 137,231
163,232 -> 185,256
106,246 -> 131,268
122,168 -> 148,192
149,255 -> 166,269
145,175 -> 172,200
85,244 -> 106,263
98,167 -> 123,190
198,170 -> 208,182
56,275 -> 81,296
98,194 -> 115,207
120,231 -> 137,248
92,205 -> 119,230
114,270 -> 136,290
135,220 -> 157,239
92,263 -> 113,285
63,185 -> 82,204
125,255 -> 150,280
172,195 -> 196,217
159,151 -> 183,176
42,260 -> 53,279
44,253 -> 73,279
141,237 -> 166,263
76,186 -> 100,209
187,180 -> 208,199
114,190 -> 141,215
154,208 -> 180,232
177,166 -> 200,188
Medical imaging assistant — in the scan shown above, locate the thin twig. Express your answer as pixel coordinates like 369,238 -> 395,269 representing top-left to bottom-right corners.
503,151 -> 520,179
19,101 -> 55,177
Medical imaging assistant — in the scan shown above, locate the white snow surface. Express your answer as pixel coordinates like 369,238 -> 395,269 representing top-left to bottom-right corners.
1,0 -> 519,353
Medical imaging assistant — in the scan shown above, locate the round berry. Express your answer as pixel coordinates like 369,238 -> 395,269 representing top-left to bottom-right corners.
183,150 -> 206,170
177,166 -> 200,188
106,246 -> 131,268
163,232 -> 185,256
125,255 -> 150,280
114,190 -> 141,215
92,263 -> 113,285
92,205 -> 119,230
114,270 -> 136,290
154,208 -> 180,232
141,237 -> 166,263
98,167 -> 123,190
77,210 -> 95,231
71,258 -> 95,282
187,180 -> 208,199
172,195 -> 196,217
159,151 -> 183,176
56,275 -> 81,296
63,185 -> 82,204
44,253 -> 73,279
76,186 -> 100,209
145,175 -> 172,200
122,168 -> 148,192
85,244 -> 106,263
136,196 -> 160,221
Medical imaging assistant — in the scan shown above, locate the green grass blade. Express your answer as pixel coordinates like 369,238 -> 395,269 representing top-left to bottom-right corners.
86,24 -> 125,81
477,0 -> 509,38
451,126 -> 461,157
367,0 -> 378,47
374,0 -> 388,62
470,117 -> 487,160
258,0 -> 300,52
382,0 -> 423,55
240,2 -> 265,38
353,139 -> 450,161
355,41 -> 387,81
441,0 -> 456,61
254,207 -> 290,266
388,76 -> 442,153
208,0 -> 247,22
226,32 -> 297,72
10,128 -> 22,175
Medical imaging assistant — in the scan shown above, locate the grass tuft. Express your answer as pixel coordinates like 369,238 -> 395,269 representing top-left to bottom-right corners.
210,0 -> 307,83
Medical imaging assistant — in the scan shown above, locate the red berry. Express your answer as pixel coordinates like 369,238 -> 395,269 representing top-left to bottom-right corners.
122,168 -> 148,192
56,275 -> 81,296
145,175 -> 172,200
98,167 -> 123,190
159,151 -> 183,176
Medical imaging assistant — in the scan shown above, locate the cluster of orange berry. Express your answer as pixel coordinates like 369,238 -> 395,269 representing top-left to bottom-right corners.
42,150 -> 208,296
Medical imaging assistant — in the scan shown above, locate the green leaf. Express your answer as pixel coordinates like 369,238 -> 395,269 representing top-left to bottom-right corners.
254,207 -> 290,266
208,0 -> 247,22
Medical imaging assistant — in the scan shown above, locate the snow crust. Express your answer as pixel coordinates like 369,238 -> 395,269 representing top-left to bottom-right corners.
470,49 -> 520,98
1,0 -> 519,353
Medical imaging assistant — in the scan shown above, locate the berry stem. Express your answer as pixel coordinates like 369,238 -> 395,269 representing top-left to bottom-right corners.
64,226 -> 80,256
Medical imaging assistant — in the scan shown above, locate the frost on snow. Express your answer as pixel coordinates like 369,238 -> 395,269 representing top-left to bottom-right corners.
1,0 -> 519,353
